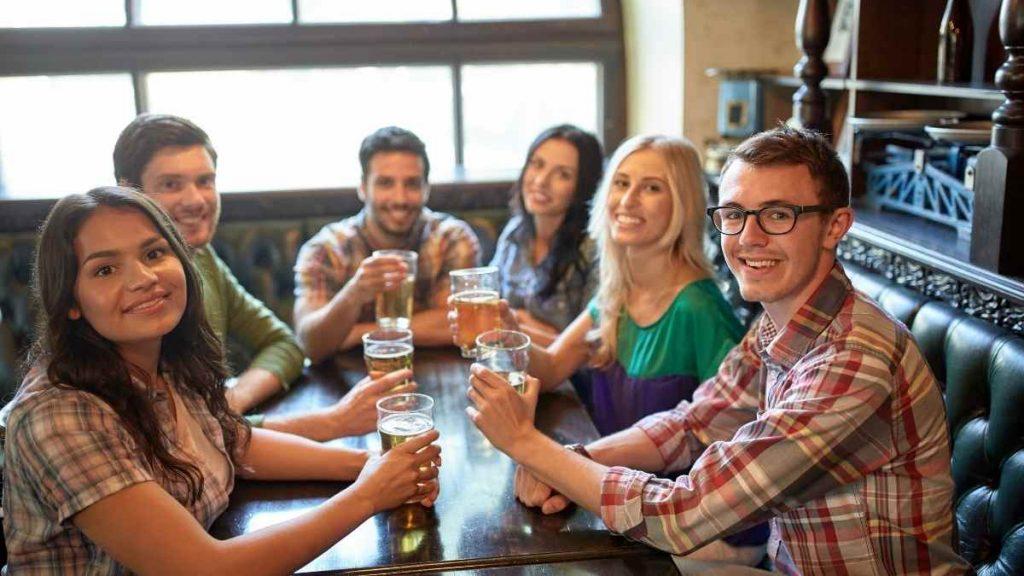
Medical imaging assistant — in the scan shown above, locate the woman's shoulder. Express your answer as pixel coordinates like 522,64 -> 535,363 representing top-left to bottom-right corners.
669,278 -> 743,332
4,367 -> 118,438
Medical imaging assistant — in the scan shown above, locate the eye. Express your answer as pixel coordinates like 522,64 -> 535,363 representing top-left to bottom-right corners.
612,178 -> 629,189
197,175 -> 216,188
556,169 -> 575,182
94,265 -> 114,278
765,207 -> 794,221
721,209 -> 744,221
644,182 -> 663,193
146,247 -> 168,260
158,179 -> 182,193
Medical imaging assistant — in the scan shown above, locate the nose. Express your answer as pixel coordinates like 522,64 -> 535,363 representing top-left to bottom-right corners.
126,260 -> 159,291
618,183 -> 641,208
736,213 -> 768,247
180,181 -> 206,208
531,168 -> 550,188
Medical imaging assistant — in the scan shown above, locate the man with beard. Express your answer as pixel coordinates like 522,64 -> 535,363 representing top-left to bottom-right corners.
294,126 -> 481,362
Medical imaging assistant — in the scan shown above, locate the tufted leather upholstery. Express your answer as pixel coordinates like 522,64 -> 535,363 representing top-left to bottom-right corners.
846,262 -> 1024,575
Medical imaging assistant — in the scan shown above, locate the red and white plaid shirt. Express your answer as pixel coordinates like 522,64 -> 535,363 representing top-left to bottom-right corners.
599,264 -> 971,575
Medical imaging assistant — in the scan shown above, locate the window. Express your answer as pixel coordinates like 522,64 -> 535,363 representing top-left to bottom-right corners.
0,1 -> 623,198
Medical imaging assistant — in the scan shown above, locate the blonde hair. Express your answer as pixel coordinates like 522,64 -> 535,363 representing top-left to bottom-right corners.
587,134 -> 713,368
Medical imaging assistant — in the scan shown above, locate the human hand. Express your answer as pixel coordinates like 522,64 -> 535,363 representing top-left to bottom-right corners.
514,465 -> 571,514
464,365 -> 540,455
351,429 -> 442,513
327,369 -> 416,438
348,254 -> 408,304
499,300 -> 520,331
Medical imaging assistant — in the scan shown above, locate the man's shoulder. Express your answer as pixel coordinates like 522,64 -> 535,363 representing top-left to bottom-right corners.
813,290 -> 920,371
422,209 -> 479,240
304,214 -> 365,252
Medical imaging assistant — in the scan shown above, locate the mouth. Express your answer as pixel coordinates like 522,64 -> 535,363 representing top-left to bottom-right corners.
526,189 -> 552,204
614,214 -> 644,227
174,213 -> 208,228
738,257 -> 782,271
123,293 -> 169,314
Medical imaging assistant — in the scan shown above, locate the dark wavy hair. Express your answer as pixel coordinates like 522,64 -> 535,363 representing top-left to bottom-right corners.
511,125 -> 604,298
358,126 -> 430,184
26,186 -> 249,505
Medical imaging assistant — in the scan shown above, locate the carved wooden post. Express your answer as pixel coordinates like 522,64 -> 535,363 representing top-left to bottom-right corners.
971,0 -> 1024,276
793,0 -> 831,133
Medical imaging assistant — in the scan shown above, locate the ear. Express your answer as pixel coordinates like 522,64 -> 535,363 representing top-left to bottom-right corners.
68,306 -> 81,320
822,207 -> 854,250
357,180 -> 368,203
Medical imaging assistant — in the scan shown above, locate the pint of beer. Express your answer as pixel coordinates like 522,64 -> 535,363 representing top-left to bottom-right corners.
450,266 -> 500,358
377,393 -> 435,453
476,329 -> 530,394
374,249 -> 417,330
363,329 -> 414,388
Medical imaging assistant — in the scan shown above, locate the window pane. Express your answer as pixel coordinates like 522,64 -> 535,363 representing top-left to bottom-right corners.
146,67 -> 455,191
461,63 -> 599,178
139,0 -> 291,26
0,0 -> 124,28
457,0 -> 600,21
0,74 -> 135,198
299,0 -> 451,23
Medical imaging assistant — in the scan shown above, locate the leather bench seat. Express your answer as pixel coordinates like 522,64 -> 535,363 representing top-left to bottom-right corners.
847,262 -> 1024,575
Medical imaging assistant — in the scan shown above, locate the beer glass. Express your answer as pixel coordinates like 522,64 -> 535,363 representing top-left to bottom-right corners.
450,266 -> 500,358
377,393 -> 435,453
374,249 -> 417,330
476,329 -> 531,394
363,328 -> 414,388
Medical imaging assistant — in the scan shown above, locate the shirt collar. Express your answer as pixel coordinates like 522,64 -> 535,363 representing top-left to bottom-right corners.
756,262 -> 852,370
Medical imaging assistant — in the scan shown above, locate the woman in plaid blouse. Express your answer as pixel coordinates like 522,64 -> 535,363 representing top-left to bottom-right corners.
2,186 -> 441,575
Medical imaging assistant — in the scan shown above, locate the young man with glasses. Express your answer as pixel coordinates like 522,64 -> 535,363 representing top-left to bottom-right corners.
464,126 -> 969,574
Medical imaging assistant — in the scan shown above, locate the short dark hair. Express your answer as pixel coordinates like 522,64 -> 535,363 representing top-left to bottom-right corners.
113,114 -> 218,188
358,126 -> 430,183
723,125 -> 850,208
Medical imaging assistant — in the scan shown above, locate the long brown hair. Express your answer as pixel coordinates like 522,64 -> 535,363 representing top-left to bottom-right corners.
27,186 -> 249,505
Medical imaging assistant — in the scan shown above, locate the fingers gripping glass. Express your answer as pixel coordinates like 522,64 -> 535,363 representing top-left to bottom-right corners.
706,204 -> 834,235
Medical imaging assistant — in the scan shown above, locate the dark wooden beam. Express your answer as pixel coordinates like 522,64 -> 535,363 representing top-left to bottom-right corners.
793,0 -> 831,133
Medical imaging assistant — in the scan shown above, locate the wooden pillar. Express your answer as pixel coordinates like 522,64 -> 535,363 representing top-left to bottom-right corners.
971,0 -> 1024,276
793,0 -> 831,133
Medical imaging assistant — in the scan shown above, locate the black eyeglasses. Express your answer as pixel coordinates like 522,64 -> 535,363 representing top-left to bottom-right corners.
706,204 -> 834,235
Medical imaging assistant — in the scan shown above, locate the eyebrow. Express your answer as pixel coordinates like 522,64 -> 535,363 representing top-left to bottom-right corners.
81,235 -> 165,266
720,199 -> 794,208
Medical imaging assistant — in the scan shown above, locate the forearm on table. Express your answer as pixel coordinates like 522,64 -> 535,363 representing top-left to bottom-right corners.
238,428 -> 368,481
586,426 -> 667,472
510,429 -> 608,514
261,407 -> 338,442
229,368 -> 285,415
295,286 -> 363,361
410,308 -> 457,347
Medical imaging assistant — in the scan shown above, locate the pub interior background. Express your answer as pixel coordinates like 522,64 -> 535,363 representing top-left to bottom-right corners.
2,0 -> 1024,573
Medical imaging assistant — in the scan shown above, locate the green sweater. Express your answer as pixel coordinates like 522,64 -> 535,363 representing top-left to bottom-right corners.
194,245 -> 304,390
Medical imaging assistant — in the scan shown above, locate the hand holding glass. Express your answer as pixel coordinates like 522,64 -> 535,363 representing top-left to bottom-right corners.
377,393 -> 435,453
475,329 -> 530,394
374,249 -> 417,330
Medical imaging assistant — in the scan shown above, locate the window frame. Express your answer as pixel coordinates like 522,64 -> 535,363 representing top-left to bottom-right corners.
0,0 -> 624,210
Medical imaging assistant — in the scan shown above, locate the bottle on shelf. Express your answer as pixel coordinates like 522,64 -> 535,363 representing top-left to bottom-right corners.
937,0 -> 974,83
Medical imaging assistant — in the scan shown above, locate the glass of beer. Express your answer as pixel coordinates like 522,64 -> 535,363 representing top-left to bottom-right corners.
377,393 -> 435,453
374,249 -> 417,330
363,328 -> 414,388
450,266 -> 500,358
475,329 -> 531,394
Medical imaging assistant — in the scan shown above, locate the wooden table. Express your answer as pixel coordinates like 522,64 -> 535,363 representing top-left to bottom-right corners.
210,348 -> 673,574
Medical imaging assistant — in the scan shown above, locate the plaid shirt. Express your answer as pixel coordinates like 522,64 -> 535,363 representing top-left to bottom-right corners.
2,367 -> 234,575
600,264 -> 970,575
294,208 -> 480,321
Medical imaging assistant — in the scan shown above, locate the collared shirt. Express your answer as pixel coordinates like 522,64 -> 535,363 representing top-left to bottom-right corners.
294,208 -> 481,321
489,215 -> 596,331
2,367 -> 235,575
599,264 -> 970,575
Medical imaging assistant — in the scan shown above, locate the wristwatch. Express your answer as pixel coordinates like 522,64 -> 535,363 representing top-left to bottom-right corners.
564,443 -> 593,460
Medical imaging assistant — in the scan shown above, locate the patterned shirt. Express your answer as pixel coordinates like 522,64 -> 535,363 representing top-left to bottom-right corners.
294,208 -> 481,321
489,215 -> 596,331
2,367 -> 235,575
599,264 -> 970,575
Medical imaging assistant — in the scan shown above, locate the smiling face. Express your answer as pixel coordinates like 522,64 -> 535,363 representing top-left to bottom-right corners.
137,144 -> 220,249
606,148 -> 674,250
718,160 -> 852,325
522,138 -> 579,220
360,151 -> 428,238
70,206 -> 187,362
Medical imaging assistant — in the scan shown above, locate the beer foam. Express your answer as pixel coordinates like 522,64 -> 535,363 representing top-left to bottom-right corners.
379,412 -> 434,436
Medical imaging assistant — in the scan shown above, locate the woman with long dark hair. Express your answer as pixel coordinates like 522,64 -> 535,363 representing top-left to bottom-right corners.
2,187 -> 439,575
489,124 -> 604,346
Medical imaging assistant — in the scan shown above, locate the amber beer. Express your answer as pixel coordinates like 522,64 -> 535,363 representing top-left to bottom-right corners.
495,371 -> 527,394
374,249 -> 417,329
378,412 -> 434,452
362,329 -> 414,388
453,290 -> 500,357
377,393 -> 435,453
